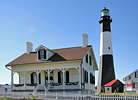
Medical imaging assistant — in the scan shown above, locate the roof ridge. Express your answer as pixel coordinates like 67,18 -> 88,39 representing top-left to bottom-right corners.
52,45 -> 91,51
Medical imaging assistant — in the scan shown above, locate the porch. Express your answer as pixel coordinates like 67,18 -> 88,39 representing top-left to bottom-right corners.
11,66 -> 84,92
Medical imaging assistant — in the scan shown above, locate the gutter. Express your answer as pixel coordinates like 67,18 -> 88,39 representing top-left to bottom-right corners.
6,59 -> 82,67
5,65 -> 11,70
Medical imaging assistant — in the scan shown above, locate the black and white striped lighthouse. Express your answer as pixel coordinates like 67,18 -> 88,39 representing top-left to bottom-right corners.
97,7 -> 116,93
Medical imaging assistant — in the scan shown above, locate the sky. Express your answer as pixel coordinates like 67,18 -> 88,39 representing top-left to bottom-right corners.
0,0 -> 138,86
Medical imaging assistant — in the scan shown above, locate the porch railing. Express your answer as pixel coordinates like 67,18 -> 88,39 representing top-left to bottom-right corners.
13,84 -> 37,90
48,82 -> 82,90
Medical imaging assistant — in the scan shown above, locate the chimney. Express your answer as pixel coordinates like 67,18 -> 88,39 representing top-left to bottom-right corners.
26,42 -> 33,54
83,33 -> 88,47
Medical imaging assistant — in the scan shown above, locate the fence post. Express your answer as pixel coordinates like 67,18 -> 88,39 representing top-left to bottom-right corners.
56,93 -> 57,100
125,95 -> 126,100
99,95 -> 101,100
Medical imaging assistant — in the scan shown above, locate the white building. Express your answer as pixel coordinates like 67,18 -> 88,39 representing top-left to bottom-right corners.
0,84 -> 11,94
5,34 -> 98,94
123,69 -> 138,93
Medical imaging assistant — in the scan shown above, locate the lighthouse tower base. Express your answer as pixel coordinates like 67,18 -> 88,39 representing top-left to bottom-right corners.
97,55 -> 115,93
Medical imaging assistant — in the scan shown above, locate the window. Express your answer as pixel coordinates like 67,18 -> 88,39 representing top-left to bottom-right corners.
133,82 -> 135,88
86,54 -> 88,63
45,71 -> 53,83
5,88 -> 7,92
135,72 -> 138,78
31,72 -> 41,84
89,56 -> 92,65
40,49 -> 44,59
107,88 -> 110,91
84,71 -> 88,83
38,49 -> 46,60
128,76 -> 131,80
58,71 -> 69,83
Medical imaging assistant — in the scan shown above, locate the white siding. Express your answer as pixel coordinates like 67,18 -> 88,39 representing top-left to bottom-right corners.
81,49 -> 95,92
47,50 -> 54,59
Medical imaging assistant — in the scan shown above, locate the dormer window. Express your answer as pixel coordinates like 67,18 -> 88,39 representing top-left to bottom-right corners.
35,45 -> 54,61
38,49 -> 46,60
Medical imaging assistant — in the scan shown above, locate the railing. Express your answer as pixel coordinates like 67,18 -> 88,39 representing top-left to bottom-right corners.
13,84 -> 36,90
49,82 -> 81,90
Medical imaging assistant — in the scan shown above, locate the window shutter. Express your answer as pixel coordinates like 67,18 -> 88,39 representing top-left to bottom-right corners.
66,71 -> 69,83
50,76 -> 53,80
93,75 -> 94,84
31,73 -> 33,84
38,50 -> 40,60
135,72 -> 137,78
44,49 -> 46,59
83,70 -> 85,83
58,72 -> 61,83
90,73 -> 91,83
87,71 -> 88,83
39,73 -> 41,84
89,56 -> 92,65
84,71 -> 86,83
86,54 -> 88,63
90,73 -> 92,84
93,76 -> 95,84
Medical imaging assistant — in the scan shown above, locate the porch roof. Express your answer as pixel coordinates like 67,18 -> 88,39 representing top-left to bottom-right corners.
6,46 -> 91,66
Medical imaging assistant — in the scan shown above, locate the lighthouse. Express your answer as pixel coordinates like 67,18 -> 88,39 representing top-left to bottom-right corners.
97,7 -> 116,93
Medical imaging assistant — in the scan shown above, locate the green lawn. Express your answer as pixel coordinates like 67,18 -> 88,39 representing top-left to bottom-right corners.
95,93 -> 138,96
0,98 -> 17,100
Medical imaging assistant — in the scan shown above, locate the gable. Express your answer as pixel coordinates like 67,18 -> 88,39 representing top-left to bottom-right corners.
123,69 -> 138,81
89,47 -> 98,70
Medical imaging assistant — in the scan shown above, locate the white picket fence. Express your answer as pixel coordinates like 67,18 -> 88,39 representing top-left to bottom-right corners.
9,92 -> 138,100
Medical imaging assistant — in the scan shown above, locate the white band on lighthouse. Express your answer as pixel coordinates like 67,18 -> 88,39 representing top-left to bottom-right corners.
100,31 -> 113,56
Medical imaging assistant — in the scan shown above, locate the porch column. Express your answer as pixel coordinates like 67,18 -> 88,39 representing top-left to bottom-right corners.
21,71 -> 28,89
34,70 -> 41,85
60,68 -> 68,89
76,67 -> 81,89
79,67 -> 81,89
11,71 -> 15,89
45,69 -> 52,84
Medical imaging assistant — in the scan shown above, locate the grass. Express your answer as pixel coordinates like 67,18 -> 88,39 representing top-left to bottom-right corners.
0,98 -> 17,100
95,93 -> 138,96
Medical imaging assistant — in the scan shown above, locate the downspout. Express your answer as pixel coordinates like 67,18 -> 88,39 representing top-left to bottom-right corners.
80,59 -> 83,94
5,65 -> 12,89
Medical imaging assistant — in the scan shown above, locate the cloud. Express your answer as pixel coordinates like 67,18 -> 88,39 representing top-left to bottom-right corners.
29,26 -> 35,33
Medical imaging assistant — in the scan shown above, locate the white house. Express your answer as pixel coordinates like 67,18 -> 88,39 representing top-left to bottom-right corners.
123,69 -> 138,93
0,84 -> 11,94
5,34 -> 98,94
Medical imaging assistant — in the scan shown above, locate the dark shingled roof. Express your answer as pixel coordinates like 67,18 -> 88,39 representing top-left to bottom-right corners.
6,46 -> 91,66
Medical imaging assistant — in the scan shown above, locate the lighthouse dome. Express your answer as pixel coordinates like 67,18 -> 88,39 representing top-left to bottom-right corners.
101,7 -> 109,16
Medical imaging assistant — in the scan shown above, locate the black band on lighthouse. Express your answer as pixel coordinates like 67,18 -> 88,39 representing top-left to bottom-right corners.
99,16 -> 112,32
